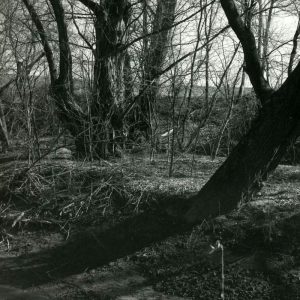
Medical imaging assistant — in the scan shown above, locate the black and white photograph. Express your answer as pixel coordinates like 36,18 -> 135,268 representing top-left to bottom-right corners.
0,0 -> 299,299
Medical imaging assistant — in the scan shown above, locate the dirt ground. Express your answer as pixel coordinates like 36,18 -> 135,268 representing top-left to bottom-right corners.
0,154 -> 300,299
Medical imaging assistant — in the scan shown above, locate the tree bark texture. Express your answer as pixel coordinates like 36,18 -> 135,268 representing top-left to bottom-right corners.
132,0 -> 177,140
91,0 -> 129,156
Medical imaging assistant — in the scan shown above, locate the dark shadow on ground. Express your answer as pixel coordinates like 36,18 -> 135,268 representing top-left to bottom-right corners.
0,210 -> 193,288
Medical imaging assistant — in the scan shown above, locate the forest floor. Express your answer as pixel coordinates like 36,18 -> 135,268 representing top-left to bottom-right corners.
0,150 -> 300,299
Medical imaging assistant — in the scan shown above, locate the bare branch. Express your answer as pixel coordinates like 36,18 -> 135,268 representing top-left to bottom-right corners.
21,0 -> 57,84
68,0 -> 95,54
122,24 -> 230,119
0,52 -> 45,96
220,0 -> 273,104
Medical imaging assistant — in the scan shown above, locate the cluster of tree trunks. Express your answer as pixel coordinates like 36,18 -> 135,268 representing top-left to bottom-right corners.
22,0 -> 130,159
21,0 -> 179,158
130,0 -> 177,140
79,0 -> 130,157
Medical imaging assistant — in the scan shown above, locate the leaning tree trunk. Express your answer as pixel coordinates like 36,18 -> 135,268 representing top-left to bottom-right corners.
183,0 -> 300,224
184,63 -> 300,223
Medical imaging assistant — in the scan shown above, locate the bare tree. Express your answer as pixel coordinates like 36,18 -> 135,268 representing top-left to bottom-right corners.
22,0 -> 131,158
131,0 -> 177,140
22,0 -> 88,158
184,0 -> 300,223
77,0 -> 130,157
